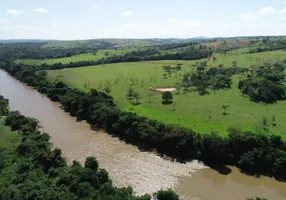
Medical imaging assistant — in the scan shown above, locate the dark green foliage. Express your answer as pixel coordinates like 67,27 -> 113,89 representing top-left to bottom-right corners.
239,63 -> 286,103
162,91 -> 173,103
84,157 -> 99,171
5,111 -> 38,132
0,95 -> 9,116
155,189 -> 179,200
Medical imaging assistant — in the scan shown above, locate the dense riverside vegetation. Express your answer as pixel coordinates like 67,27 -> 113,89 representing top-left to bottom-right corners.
1,62 -> 286,180
0,94 -> 182,200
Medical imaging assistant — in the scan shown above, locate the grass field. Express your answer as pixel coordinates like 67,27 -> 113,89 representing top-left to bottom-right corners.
16,48 -> 138,65
0,118 -> 19,148
48,50 -> 286,138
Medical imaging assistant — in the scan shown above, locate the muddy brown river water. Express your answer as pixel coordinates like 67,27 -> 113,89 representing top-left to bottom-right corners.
1,69 -> 286,200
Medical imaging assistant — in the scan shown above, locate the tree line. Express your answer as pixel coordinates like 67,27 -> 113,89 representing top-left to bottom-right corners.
1,62 -> 286,180
0,94 -> 181,200
18,46 -> 212,70
0,43 -> 103,60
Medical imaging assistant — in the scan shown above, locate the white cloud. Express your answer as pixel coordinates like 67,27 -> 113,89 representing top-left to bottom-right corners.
167,18 -> 203,28
258,6 -> 275,15
35,8 -> 48,13
91,4 -> 100,9
0,26 -> 11,31
7,9 -> 24,15
13,25 -> 36,31
282,8 -> 286,14
121,11 -> 133,16
50,23 -> 57,28
167,18 -> 177,22
276,17 -> 286,22
0,19 -> 9,24
204,4 -> 208,7
238,13 -> 257,20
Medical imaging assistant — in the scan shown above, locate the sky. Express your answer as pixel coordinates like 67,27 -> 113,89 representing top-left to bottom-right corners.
0,0 -> 286,40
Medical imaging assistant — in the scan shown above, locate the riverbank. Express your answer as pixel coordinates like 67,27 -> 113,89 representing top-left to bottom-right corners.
2,62 -> 286,181
1,66 -> 286,199
0,94 -> 159,200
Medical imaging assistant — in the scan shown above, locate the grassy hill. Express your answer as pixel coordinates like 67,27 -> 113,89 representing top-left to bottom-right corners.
42,39 -> 160,49
47,49 -> 286,138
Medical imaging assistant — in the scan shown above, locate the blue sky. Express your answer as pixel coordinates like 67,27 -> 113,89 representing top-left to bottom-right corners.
0,0 -> 286,39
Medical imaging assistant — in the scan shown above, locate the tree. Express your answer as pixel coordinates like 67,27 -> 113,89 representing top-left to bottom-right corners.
126,87 -> 134,100
84,157 -> 98,171
222,105 -> 229,116
133,92 -> 141,105
154,189 -> 179,200
272,115 -> 276,127
162,91 -> 173,103
104,86 -> 111,94
232,61 -> 238,68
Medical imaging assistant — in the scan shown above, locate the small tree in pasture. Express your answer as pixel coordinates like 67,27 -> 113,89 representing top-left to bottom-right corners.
126,87 -> 134,100
222,105 -> 229,116
232,61 -> 238,68
133,92 -> 141,105
162,91 -> 173,104
272,115 -> 276,127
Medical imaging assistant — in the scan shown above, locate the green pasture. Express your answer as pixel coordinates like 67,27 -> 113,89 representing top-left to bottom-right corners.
209,49 -> 286,68
0,118 -> 19,148
48,56 -> 286,138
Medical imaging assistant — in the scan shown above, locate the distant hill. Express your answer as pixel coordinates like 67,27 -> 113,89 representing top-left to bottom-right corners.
41,38 -> 211,49
0,39 -> 48,44
42,39 -> 162,49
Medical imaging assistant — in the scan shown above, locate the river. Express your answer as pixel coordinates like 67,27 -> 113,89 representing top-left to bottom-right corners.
0,69 -> 285,200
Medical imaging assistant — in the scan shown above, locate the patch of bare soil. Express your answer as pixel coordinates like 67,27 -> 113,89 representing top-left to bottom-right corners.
149,87 -> 176,93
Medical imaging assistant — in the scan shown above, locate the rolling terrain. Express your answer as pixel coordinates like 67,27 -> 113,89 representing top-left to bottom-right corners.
47,48 -> 286,137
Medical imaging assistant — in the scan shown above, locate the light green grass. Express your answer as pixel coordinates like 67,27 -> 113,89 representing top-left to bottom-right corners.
0,118 -> 19,148
48,54 -> 286,139
16,48 -> 138,65
210,49 -> 286,68
150,50 -> 286,68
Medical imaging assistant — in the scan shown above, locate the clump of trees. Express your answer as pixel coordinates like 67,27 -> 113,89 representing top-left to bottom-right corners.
249,38 -> 286,53
155,189 -> 179,200
238,63 -> 286,103
182,65 -> 247,95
